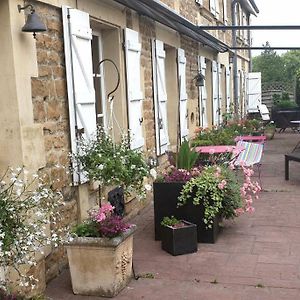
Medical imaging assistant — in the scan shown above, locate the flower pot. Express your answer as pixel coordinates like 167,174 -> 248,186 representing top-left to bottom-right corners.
264,127 -> 275,140
161,220 -> 198,256
153,182 -> 220,243
65,225 -> 137,297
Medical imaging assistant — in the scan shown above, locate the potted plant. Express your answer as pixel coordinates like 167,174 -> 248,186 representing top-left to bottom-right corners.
177,164 -> 258,243
264,121 -> 276,140
65,203 -> 136,297
153,140 -> 202,241
160,216 -> 197,256
73,126 -> 149,206
153,141 -> 261,243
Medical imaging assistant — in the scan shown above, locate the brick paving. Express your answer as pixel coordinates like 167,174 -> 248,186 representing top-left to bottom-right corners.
46,132 -> 300,299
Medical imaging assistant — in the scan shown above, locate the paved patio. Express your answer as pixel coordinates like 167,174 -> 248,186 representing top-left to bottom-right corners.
46,132 -> 300,300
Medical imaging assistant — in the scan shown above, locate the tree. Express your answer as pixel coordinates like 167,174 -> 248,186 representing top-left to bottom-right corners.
282,50 -> 300,82
252,42 -> 286,84
295,69 -> 300,107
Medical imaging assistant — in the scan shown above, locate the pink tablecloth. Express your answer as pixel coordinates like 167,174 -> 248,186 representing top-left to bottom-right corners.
195,145 -> 244,155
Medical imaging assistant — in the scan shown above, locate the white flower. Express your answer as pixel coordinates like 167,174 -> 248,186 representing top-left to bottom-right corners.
144,184 -> 152,191
99,164 -> 104,170
150,168 -> 157,179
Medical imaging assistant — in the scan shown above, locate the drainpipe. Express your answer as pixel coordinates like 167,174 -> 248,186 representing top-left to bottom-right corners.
232,0 -> 239,118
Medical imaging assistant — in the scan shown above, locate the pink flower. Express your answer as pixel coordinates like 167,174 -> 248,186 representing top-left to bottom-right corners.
246,206 -> 255,213
95,203 -> 115,223
218,179 -> 227,190
100,203 -> 115,214
235,208 -> 245,216
96,212 -> 106,222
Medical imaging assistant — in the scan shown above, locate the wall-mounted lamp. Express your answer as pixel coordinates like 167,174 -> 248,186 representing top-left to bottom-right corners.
194,71 -> 205,87
17,4 -> 47,39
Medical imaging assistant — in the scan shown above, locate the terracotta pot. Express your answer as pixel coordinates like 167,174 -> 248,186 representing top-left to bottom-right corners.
65,225 -> 137,297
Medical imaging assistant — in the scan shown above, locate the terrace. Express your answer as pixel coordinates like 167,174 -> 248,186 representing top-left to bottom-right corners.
46,131 -> 300,299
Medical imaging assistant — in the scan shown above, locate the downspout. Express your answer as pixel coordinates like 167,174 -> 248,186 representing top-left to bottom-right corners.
248,13 -> 252,72
232,0 -> 239,118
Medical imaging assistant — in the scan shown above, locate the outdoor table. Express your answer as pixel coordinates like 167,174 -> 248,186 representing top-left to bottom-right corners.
195,145 -> 244,155
234,135 -> 266,144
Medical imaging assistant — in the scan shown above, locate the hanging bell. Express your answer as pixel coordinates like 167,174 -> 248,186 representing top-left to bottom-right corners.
18,4 -> 47,39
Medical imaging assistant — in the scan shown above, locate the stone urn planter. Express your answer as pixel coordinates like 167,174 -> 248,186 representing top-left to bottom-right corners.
65,225 -> 137,297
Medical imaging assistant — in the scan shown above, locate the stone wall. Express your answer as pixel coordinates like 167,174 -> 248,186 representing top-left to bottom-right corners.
139,16 -> 156,152
31,1 -> 78,284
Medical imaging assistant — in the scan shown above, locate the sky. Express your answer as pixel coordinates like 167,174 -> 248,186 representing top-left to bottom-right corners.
251,0 -> 300,56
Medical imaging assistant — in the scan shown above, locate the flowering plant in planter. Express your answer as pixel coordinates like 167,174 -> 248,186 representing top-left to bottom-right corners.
66,203 -> 136,297
73,203 -> 132,238
155,140 -> 202,183
0,167 -> 66,295
178,163 -> 261,228
73,127 -> 149,198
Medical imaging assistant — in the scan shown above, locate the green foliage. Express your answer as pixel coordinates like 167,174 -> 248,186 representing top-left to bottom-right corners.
73,222 -> 100,237
137,273 -> 155,279
282,50 -> 300,81
296,69 -> 300,107
252,44 -> 300,85
273,92 -> 298,109
160,216 -> 180,227
176,140 -> 199,170
252,44 -> 286,84
73,127 -> 149,196
192,119 -> 263,147
178,166 -> 243,228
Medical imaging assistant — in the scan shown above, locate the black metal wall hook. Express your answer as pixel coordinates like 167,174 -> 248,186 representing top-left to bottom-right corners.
96,59 -> 120,101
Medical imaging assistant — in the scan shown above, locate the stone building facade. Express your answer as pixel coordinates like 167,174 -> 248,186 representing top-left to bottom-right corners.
0,0 -> 258,294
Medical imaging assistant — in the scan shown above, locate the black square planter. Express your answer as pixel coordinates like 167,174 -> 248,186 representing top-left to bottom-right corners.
161,220 -> 197,256
153,182 -> 220,243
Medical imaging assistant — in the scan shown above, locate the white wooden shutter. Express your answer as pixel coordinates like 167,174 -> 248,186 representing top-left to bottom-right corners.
154,40 -> 169,155
218,63 -> 223,124
62,6 -> 97,184
242,71 -> 247,117
225,67 -> 231,112
210,0 -> 216,16
215,0 -> 220,19
124,28 -> 144,149
178,48 -> 188,142
223,0 -> 228,24
198,56 -> 208,128
247,72 -> 262,113
212,61 -> 219,126
238,70 -> 241,108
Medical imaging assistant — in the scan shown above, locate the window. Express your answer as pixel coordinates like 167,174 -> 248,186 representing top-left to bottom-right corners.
92,32 -> 106,127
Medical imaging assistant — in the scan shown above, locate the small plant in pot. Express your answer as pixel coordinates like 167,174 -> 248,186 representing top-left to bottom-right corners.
153,140 -> 202,241
66,203 -> 136,297
160,216 -> 197,256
